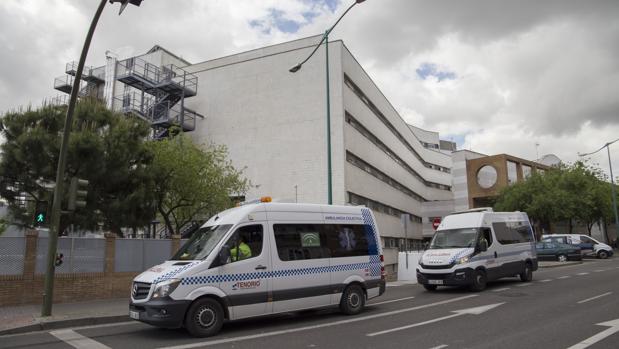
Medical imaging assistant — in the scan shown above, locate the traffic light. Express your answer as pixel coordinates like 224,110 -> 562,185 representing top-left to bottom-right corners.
55,253 -> 64,267
109,0 -> 143,15
68,177 -> 89,211
34,201 -> 48,226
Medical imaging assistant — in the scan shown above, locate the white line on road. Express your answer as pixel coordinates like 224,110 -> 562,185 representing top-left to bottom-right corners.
593,269 -> 606,273
159,295 -> 479,349
576,272 -> 589,275
577,292 -> 612,304
492,288 -> 510,292
366,303 -> 505,337
50,329 -> 111,349
557,276 -> 571,279
538,279 -> 552,283
567,318 -> 619,349
516,283 -> 533,287
428,345 -> 448,349
368,296 -> 415,306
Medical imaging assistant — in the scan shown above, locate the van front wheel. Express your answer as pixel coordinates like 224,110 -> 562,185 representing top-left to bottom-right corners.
469,270 -> 487,292
340,284 -> 365,315
519,263 -> 533,282
185,298 -> 224,338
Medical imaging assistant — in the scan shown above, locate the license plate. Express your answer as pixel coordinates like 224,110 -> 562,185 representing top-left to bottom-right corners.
129,310 -> 140,320
428,279 -> 443,285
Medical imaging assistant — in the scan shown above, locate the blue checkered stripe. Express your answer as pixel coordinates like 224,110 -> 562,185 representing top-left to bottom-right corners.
361,208 -> 381,249
368,255 -> 382,277
153,261 -> 200,284
448,248 -> 474,264
181,257 -> 382,286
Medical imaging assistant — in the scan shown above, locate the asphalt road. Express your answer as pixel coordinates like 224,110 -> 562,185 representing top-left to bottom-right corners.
2,257 -> 619,349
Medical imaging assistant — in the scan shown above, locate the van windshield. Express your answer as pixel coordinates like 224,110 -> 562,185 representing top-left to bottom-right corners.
172,225 -> 232,260
429,228 -> 480,249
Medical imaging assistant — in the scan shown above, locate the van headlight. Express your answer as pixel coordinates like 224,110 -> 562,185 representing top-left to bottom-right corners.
152,279 -> 181,299
456,256 -> 470,265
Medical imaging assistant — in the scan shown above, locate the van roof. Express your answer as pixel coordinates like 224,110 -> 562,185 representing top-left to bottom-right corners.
202,203 -> 367,227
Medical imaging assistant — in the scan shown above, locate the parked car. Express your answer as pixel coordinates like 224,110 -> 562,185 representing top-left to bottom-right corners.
535,242 -> 582,262
541,234 -> 613,259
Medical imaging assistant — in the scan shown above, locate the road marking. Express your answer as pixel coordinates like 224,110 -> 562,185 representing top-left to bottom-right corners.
538,279 -> 552,283
577,292 -> 612,304
50,329 -> 111,349
557,276 -> 571,279
492,288 -> 510,292
516,283 -> 532,287
567,318 -> 619,349
368,296 -> 415,306
593,269 -> 605,273
366,303 -> 505,337
428,345 -> 448,349
160,295 -> 478,349
576,272 -> 589,276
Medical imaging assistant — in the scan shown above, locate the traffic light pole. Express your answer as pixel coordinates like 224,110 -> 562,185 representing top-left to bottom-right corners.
42,0 -> 108,317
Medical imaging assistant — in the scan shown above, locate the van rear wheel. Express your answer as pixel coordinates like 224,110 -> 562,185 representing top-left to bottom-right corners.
184,298 -> 224,338
340,284 -> 365,315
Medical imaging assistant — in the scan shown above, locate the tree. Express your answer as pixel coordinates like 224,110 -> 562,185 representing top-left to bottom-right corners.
148,133 -> 249,236
494,161 -> 614,236
0,99 -> 156,235
0,218 -> 6,236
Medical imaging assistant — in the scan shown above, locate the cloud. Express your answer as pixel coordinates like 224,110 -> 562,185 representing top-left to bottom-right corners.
0,0 -> 617,175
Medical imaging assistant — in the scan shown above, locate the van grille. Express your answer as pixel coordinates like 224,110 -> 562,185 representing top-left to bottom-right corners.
132,282 -> 151,300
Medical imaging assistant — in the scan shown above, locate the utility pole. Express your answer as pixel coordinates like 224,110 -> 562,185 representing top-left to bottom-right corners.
42,0 -> 143,317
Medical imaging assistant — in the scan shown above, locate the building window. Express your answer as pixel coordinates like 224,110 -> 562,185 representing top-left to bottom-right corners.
522,165 -> 532,179
344,75 -> 451,174
346,113 -> 451,191
477,165 -> 498,189
347,192 -> 422,223
346,151 -> 427,202
507,161 -> 518,185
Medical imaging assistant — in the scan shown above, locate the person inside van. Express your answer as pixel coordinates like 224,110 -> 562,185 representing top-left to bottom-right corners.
230,235 -> 252,262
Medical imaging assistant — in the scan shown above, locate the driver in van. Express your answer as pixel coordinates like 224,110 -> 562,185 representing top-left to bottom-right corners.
230,235 -> 252,262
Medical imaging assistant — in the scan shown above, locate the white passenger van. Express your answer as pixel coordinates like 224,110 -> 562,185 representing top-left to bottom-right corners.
417,208 -> 537,291
129,198 -> 385,337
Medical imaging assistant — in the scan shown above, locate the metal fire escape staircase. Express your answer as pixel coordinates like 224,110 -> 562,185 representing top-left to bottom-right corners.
54,61 -> 105,99
114,57 -> 200,139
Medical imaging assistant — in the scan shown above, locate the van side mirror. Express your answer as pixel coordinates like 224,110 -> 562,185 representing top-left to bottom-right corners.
218,246 -> 230,265
478,240 -> 488,252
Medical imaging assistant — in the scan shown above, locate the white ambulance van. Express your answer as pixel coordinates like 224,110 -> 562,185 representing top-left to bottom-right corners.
129,199 -> 385,337
417,208 -> 537,291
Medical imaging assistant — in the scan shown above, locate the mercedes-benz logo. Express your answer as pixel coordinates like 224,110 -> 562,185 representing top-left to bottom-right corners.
132,283 -> 138,297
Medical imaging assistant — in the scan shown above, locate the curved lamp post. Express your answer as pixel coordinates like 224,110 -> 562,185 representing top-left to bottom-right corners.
42,0 -> 143,317
289,0 -> 366,205
579,137 -> 619,244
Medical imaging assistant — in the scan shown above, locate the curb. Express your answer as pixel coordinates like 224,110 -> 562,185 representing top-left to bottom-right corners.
538,261 -> 582,268
0,314 -> 129,336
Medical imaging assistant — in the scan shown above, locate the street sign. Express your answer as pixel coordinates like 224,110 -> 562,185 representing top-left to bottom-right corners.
432,217 -> 441,230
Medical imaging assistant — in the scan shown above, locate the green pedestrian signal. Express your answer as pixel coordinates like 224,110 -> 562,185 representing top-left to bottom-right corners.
34,201 -> 48,226
36,213 -> 45,223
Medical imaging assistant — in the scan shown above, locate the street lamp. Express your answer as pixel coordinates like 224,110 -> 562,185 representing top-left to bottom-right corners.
578,137 -> 619,244
289,0 -> 366,205
42,0 -> 143,317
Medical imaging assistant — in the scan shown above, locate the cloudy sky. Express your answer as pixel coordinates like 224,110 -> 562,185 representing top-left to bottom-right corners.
1,0 -> 618,176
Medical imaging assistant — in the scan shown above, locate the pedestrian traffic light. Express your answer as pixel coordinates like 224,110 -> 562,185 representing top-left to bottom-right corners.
68,177 -> 89,211
34,201 -> 48,226
55,253 -> 64,267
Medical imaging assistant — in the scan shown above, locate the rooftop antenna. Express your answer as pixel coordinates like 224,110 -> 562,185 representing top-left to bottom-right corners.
535,142 -> 540,161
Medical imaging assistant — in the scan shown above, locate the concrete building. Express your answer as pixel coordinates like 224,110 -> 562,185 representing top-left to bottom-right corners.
51,36 -> 458,272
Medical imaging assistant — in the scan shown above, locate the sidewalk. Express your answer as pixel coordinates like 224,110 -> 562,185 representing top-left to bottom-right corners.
0,298 -> 130,336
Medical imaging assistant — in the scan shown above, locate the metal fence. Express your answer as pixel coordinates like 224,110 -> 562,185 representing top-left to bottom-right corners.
35,237 -> 106,274
115,238 -> 173,272
0,237 -> 26,275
